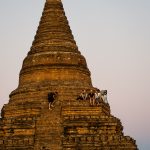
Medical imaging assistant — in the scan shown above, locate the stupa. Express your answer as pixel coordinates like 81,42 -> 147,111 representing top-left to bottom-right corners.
0,0 -> 138,149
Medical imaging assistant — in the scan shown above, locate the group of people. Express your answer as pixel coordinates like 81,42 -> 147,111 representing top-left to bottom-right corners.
47,88 -> 108,110
76,89 -> 108,106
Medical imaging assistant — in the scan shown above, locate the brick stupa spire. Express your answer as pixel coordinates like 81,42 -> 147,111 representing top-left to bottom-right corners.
0,0 -> 138,149
17,0 -> 92,95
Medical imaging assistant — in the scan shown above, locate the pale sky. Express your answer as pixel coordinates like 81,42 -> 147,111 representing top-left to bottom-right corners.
0,0 -> 150,149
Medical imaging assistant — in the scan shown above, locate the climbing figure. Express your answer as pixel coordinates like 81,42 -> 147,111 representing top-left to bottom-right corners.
48,92 -> 58,110
88,89 -> 95,106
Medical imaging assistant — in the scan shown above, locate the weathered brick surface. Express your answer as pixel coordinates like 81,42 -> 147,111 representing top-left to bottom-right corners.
0,0 -> 138,149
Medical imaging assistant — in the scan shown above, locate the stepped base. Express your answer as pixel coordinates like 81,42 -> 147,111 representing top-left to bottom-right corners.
0,99 -> 137,149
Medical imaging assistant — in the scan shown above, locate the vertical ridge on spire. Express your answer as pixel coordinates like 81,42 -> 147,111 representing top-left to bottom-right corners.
29,0 -> 79,55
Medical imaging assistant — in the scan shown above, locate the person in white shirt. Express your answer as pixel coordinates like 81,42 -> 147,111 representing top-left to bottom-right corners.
95,89 -> 101,105
101,90 -> 108,104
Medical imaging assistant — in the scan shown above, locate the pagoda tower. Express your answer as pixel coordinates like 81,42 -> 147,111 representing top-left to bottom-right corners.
0,0 -> 138,149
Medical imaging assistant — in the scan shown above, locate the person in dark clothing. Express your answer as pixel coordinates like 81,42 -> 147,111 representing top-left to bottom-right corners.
48,92 -> 57,110
88,89 -> 95,106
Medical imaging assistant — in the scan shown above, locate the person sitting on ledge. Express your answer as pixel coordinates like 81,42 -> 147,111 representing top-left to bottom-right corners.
95,89 -> 101,106
76,89 -> 87,101
101,90 -> 108,103
88,89 -> 95,106
48,92 -> 58,110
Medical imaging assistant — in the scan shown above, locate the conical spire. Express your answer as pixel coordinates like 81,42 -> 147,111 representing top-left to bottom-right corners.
29,0 -> 79,55
14,0 -> 92,95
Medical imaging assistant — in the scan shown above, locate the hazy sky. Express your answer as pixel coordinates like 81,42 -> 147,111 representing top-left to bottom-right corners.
0,0 -> 150,149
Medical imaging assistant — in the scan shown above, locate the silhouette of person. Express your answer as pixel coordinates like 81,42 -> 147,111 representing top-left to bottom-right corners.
48,92 -> 57,110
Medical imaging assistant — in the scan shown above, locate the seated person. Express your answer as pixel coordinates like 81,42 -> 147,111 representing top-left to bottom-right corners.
88,89 -> 95,106
95,89 -> 102,105
101,90 -> 108,103
76,90 -> 87,101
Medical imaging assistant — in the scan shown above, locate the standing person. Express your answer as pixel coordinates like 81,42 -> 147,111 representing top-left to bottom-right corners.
48,92 -> 57,110
95,89 -> 101,106
88,89 -> 95,106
